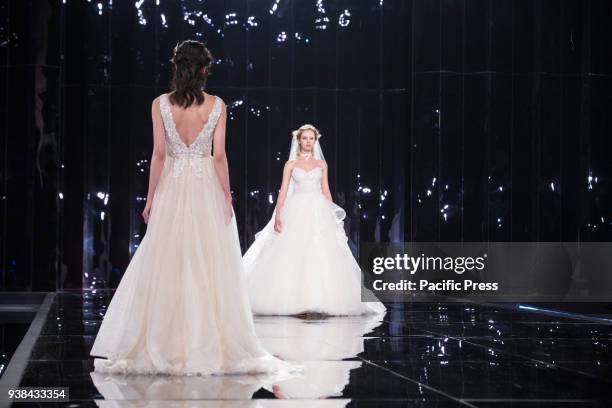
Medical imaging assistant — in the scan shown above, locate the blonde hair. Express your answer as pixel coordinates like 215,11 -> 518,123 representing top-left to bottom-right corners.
292,124 -> 322,141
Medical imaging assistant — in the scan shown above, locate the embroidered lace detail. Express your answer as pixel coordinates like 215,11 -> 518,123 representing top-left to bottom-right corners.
169,155 -> 208,178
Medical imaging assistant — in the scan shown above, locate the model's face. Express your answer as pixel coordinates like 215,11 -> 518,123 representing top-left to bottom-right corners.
299,130 -> 316,152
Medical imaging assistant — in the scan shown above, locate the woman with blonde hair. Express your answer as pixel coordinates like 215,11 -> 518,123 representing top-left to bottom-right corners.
243,124 -> 386,316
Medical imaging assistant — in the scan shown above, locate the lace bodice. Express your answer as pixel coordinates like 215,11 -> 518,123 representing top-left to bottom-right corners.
291,166 -> 323,194
159,93 -> 223,178
159,93 -> 222,158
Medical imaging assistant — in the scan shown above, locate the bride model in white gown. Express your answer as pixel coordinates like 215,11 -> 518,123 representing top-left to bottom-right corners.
243,124 -> 386,316
89,40 -> 292,376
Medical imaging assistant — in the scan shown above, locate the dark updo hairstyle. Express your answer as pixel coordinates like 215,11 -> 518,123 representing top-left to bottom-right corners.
169,40 -> 214,108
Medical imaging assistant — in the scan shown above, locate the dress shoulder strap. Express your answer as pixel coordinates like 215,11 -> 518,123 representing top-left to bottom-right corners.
207,96 -> 223,131
158,93 -> 173,130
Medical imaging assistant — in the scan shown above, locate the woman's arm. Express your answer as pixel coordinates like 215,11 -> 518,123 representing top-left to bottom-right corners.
274,161 -> 294,232
212,102 -> 234,224
143,97 -> 167,224
320,161 -> 333,202
275,160 -> 294,213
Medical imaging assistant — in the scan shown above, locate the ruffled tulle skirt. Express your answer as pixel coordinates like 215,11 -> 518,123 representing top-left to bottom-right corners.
90,156 -> 292,376
243,191 -> 386,316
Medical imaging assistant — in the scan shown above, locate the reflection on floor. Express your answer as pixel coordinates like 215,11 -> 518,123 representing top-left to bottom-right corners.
0,323 -> 30,379
15,291 -> 612,407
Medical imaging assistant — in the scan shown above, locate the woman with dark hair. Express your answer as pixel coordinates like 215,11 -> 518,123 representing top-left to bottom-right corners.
89,40 -> 292,376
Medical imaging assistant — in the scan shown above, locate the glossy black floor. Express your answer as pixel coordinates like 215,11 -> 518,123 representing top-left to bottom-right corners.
0,324 -> 29,380
13,291 -> 612,407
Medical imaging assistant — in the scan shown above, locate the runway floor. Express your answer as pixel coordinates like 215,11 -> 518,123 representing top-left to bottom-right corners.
11,291 -> 612,407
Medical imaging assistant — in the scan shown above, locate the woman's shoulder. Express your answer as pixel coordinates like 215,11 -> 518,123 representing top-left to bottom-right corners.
151,93 -> 165,110
284,159 -> 298,169
152,93 -> 168,108
203,92 -> 225,105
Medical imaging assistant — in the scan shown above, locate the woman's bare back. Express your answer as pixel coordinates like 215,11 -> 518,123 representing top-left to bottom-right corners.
167,91 -> 217,146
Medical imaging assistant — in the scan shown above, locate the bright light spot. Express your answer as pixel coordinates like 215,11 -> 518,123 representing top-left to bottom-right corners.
247,16 -> 258,27
315,16 -> 329,30
316,0 -> 325,13
269,0 -> 280,15
225,12 -> 238,25
339,9 -> 351,27
137,9 -> 147,25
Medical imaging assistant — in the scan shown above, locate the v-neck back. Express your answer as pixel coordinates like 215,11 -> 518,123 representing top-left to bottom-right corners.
165,93 -> 218,148
159,93 -> 223,158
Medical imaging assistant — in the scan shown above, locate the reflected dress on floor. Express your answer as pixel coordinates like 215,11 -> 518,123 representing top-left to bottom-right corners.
89,93 -> 288,376
243,162 -> 386,316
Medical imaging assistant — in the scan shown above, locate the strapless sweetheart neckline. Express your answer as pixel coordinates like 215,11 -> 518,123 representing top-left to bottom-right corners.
292,166 -> 323,174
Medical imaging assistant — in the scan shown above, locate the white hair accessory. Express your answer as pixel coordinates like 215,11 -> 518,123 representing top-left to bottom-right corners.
291,124 -> 322,140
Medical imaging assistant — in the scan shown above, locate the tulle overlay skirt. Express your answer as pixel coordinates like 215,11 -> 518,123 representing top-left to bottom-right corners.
90,156 -> 291,376
244,191 -> 386,316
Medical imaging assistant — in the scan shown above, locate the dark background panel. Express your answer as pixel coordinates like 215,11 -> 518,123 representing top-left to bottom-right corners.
510,75 -> 536,241
1,0 -> 611,290
538,76 -> 563,241
377,91 -> 407,244
439,74 -> 463,242
461,75 -> 488,242
413,0 -> 441,74
410,73 -> 441,241
487,75 -> 512,242
243,90 -> 273,247
222,89 -> 249,247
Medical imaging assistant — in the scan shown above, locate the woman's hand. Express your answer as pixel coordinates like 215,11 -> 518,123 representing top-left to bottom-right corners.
142,201 -> 152,224
274,215 -> 282,233
224,195 -> 234,225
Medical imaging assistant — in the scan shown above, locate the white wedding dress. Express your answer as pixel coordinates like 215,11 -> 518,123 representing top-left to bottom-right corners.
90,93 -> 291,376
243,163 -> 386,316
